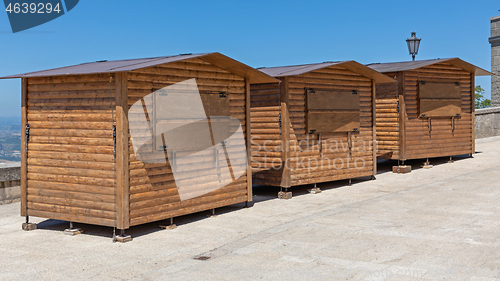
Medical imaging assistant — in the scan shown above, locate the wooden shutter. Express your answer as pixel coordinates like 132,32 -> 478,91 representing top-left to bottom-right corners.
154,92 -> 230,151
306,89 -> 360,133
419,81 -> 461,117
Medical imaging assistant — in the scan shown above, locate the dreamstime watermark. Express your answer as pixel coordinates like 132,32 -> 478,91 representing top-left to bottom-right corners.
129,78 -> 247,201
289,265 -> 500,279
3,0 -> 79,33
251,134 -> 376,172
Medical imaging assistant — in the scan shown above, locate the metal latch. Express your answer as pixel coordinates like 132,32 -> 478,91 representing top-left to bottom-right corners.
397,100 -> 400,113
112,125 -> 116,155
318,133 -> 323,159
348,132 -> 352,158
25,124 -> 30,142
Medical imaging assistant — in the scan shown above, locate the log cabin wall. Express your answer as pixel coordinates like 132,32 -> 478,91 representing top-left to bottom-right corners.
285,65 -> 375,186
25,74 -> 118,227
374,72 -> 400,160
249,82 -> 283,186
402,62 -> 473,160
126,58 -> 250,226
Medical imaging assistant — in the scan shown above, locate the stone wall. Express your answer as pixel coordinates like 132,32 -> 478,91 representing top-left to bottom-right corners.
490,15 -> 500,107
475,107 -> 500,139
0,162 -> 21,204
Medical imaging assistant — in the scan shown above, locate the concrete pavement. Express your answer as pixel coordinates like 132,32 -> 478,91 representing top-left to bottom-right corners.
1,136 -> 500,280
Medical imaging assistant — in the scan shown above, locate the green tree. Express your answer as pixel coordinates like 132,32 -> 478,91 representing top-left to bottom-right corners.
475,85 -> 491,109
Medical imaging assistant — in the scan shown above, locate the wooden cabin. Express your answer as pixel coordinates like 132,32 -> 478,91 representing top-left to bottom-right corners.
250,61 -> 394,198
1,53 -> 278,238
368,58 -> 491,164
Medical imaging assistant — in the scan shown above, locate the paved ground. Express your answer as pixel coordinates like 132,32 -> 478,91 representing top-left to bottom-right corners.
1,137 -> 500,281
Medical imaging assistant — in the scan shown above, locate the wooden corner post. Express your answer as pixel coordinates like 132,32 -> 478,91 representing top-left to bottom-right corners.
245,79 -> 253,202
398,72 -> 407,161
471,73 -> 475,154
280,77 -> 291,188
371,80 -> 377,176
20,78 -> 28,217
115,72 -> 130,229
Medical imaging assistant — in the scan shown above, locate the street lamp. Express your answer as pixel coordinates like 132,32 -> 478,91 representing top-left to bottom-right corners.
406,32 -> 421,61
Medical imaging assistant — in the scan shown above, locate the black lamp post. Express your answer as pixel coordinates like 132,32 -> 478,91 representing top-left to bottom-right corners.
406,32 -> 421,61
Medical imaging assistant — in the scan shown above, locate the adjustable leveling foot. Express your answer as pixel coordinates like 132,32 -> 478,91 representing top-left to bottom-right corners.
308,183 -> 321,194
160,218 -> 177,230
113,228 -> 132,243
422,158 -> 433,169
64,222 -> 83,236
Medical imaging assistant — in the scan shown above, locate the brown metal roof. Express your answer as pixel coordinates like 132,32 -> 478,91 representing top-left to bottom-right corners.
0,52 -> 279,84
258,61 -> 395,83
367,58 -> 492,76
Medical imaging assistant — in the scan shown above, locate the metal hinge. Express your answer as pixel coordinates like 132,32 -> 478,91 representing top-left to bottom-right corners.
352,90 -> 358,95
25,124 -> 30,142
278,112 -> 282,129
112,125 -> 116,156
219,92 -> 227,98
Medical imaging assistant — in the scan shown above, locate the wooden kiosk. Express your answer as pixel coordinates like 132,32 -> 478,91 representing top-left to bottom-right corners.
250,61 -> 394,198
368,58 -> 491,168
2,53 -> 278,240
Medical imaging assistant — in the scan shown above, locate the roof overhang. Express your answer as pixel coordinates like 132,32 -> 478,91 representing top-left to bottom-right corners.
368,58 -> 492,76
259,60 -> 395,83
0,52 -> 279,84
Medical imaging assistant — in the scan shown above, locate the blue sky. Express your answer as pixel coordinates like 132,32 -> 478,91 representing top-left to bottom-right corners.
0,0 -> 497,117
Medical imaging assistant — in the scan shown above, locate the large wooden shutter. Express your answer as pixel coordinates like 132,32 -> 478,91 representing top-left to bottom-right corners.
306,89 -> 360,133
418,81 -> 461,118
154,91 -> 230,151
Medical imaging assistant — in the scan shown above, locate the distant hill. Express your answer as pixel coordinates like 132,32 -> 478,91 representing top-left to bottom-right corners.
0,116 -> 21,126
0,116 -> 21,161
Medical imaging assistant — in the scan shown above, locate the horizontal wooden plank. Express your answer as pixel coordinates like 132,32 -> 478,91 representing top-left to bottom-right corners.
28,202 -> 115,219
28,194 -> 115,212
27,209 -> 116,227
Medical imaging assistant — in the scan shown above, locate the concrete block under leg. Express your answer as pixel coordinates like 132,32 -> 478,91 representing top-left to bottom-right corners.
393,165 -> 412,174
22,223 -> 36,231
278,191 -> 292,199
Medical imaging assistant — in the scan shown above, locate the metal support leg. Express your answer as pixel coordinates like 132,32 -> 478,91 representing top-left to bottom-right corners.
308,183 -> 321,194
348,179 -> 352,186
422,158 -> 433,169
22,216 -> 37,231
448,156 -> 454,163
64,221 -> 83,236
160,217 -> 177,230
113,228 -> 132,243
211,208 -> 217,217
